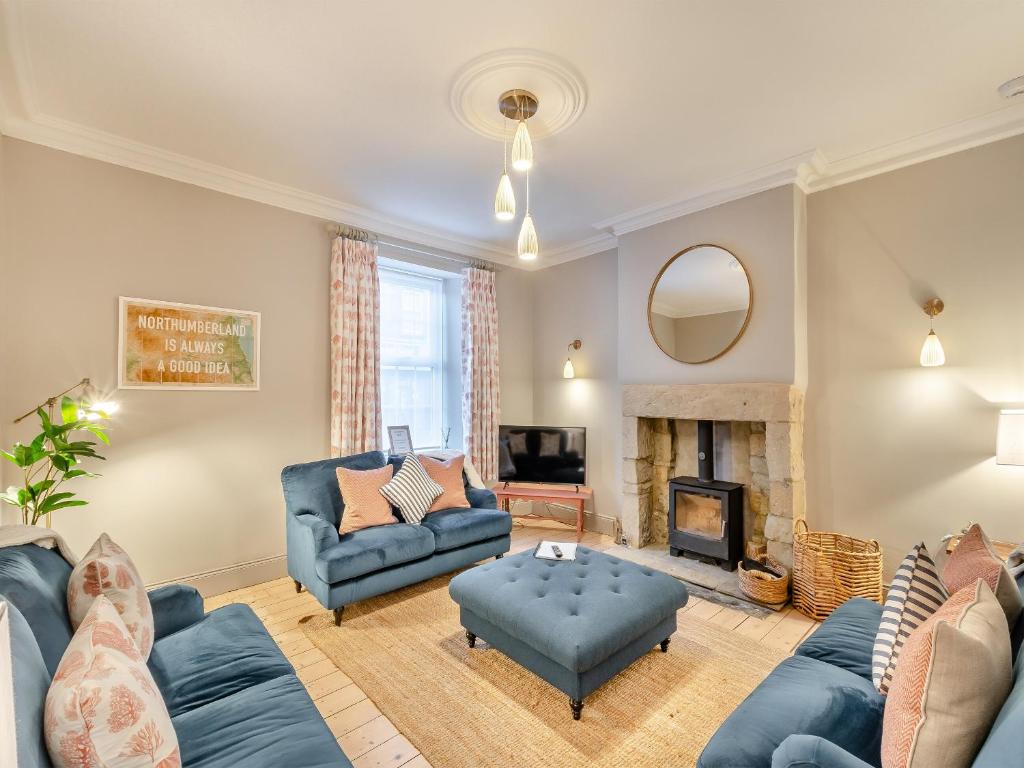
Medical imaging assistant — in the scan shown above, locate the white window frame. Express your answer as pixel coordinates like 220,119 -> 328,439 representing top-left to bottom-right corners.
378,266 -> 446,450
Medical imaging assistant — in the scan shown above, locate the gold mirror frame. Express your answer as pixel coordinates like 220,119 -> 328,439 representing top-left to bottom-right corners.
647,243 -> 753,364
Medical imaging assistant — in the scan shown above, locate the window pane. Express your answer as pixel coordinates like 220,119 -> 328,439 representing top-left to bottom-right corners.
379,268 -> 443,449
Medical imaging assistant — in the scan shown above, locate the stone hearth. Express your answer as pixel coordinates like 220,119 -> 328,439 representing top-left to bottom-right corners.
622,383 -> 805,566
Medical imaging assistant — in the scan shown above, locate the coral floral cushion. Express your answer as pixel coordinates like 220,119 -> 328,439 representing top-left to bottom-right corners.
881,580 -> 1012,768
67,534 -> 154,660
336,464 -> 399,535
45,595 -> 181,768
942,523 -> 1023,627
418,454 -> 470,513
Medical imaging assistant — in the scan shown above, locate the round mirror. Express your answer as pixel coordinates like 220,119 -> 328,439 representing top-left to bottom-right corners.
647,244 -> 752,363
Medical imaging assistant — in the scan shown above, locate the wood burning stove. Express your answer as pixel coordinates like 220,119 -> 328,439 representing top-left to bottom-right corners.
668,420 -> 743,570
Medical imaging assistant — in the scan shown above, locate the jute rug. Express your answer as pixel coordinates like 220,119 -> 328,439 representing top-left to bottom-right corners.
302,574 -> 784,768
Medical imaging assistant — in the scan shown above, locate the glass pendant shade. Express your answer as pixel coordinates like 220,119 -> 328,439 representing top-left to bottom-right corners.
563,358 -> 575,379
511,120 -> 533,171
494,173 -> 515,221
919,330 -> 945,367
517,214 -> 538,260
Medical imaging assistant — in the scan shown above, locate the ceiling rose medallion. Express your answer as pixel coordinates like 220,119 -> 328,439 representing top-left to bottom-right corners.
451,50 -> 586,262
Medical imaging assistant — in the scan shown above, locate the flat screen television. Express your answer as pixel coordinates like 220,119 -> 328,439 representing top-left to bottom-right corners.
497,425 -> 586,485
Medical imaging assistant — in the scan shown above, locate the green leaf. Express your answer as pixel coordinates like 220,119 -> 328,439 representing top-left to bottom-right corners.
0,487 -> 23,507
60,397 -> 79,425
38,492 -> 75,513
63,469 -> 97,480
16,488 -> 30,507
51,454 -> 70,472
83,425 -> 110,445
42,500 -> 87,513
29,479 -> 55,498
0,450 -> 18,466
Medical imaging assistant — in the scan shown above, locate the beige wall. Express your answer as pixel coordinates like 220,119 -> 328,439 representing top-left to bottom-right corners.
618,185 -> 806,385
530,249 -> 619,535
495,268 -> 535,426
0,138 -> 533,588
670,309 -> 748,363
806,133 -> 1024,576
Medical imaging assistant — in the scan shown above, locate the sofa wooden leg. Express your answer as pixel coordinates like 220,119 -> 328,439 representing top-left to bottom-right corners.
660,638 -> 670,653
570,697 -> 583,720
466,630 -> 477,648
293,579 -> 302,594
333,607 -> 345,626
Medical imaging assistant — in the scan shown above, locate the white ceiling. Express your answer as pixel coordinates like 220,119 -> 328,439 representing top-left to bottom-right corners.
2,1 -> 1024,268
651,246 -> 749,318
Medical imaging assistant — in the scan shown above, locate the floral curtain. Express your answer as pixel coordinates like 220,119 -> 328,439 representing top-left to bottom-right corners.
461,266 -> 501,481
330,235 -> 382,456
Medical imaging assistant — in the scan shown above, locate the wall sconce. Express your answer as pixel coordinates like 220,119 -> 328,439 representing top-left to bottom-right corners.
563,339 -> 582,379
996,410 -> 1024,465
919,298 -> 946,367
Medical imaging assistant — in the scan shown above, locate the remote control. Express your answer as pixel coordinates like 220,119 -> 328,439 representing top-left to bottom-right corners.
551,545 -> 563,559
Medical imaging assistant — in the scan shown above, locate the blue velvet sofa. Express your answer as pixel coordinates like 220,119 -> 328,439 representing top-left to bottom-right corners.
698,572 -> 1024,768
1,542 -> 351,768
283,450 -> 512,625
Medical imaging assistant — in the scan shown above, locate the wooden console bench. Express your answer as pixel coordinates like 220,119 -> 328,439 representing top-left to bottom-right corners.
492,483 -> 593,539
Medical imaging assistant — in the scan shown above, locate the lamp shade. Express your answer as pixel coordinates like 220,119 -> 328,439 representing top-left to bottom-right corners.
563,358 -> 575,379
511,120 -> 533,171
919,330 -> 945,367
494,173 -> 515,221
517,214 -> 538,261
996,410 -> 1024,466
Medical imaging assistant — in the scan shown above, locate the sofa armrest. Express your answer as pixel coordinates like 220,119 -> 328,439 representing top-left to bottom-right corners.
772,736 -> 876,768
466,487 -> 497,509
148,584 -> 205,640
291,511 -> 340,554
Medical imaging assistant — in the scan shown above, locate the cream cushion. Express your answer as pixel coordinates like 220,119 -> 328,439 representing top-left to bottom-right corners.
881,580 -> 1012,768
45,596 -> 181,768
67,534 -> 154,660
942,523 -> 1023,628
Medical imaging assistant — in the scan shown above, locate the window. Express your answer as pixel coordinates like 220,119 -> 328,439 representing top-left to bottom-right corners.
379,267 -> 445,449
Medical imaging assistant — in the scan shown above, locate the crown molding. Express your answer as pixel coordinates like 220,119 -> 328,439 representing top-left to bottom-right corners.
805,103 -> 1024,192
1,113 -> 519,265
527,232 -> 619,270
593,150 -> 826,237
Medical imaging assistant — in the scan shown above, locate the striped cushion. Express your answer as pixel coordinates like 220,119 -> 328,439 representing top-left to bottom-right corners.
380,454 -> 443,525
872,543 -> 948,694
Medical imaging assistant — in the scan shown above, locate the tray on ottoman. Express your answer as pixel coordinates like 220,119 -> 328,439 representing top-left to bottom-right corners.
448,546 -> 689,719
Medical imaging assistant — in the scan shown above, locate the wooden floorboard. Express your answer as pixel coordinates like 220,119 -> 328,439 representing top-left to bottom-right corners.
203,520 -> 818,767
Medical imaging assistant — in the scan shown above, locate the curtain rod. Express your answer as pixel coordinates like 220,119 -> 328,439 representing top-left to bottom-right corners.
325,223 -> 498,271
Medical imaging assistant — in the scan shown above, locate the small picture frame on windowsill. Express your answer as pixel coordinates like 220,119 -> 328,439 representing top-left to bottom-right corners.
387,425 -> 413,456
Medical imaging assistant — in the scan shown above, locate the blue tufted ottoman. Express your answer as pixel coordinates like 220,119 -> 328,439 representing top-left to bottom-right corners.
449,546 -> 688,719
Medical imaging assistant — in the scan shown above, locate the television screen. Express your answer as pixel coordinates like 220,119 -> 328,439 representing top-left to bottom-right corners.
497,425 -> 586,485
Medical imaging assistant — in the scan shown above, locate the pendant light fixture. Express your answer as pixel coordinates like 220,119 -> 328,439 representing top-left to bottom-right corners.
493,119 -> 516,221
919,298 -> 946,367
517,171 -> 538,261
495,89 -> 540,260
511,118 -> 533,171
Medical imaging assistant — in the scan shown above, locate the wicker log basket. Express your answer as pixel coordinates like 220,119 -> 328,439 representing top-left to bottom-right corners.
791,519 -> 884,621
738,554 -> 790,606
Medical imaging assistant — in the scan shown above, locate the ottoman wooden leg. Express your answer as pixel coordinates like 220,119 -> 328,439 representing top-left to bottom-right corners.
333,607 -> 345,626
570,698 -> 583,720
495,553 -> 504,559
660,638 -> 670,653
293,579 -> 302,594
466,630 -> 477,648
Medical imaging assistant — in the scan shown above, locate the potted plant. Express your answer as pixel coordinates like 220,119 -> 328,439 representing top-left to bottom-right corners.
1,396 -> 111,525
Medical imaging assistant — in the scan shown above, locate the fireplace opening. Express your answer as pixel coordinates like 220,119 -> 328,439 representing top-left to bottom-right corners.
668,420 -> 744,571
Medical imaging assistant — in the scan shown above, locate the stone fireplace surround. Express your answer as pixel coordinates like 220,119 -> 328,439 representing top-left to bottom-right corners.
622,383 -> 805,566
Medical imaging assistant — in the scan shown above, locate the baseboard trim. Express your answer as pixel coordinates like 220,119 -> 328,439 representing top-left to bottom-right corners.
147,554 -> 288,598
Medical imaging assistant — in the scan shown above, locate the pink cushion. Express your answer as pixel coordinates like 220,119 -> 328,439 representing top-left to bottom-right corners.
45,595 -> 181,768
942,523 -> 1023,627
68,534 -> 154,660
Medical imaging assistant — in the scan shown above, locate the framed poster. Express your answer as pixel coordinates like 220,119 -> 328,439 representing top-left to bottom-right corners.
387,425 -> 413,455
118,297 -> 261,390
